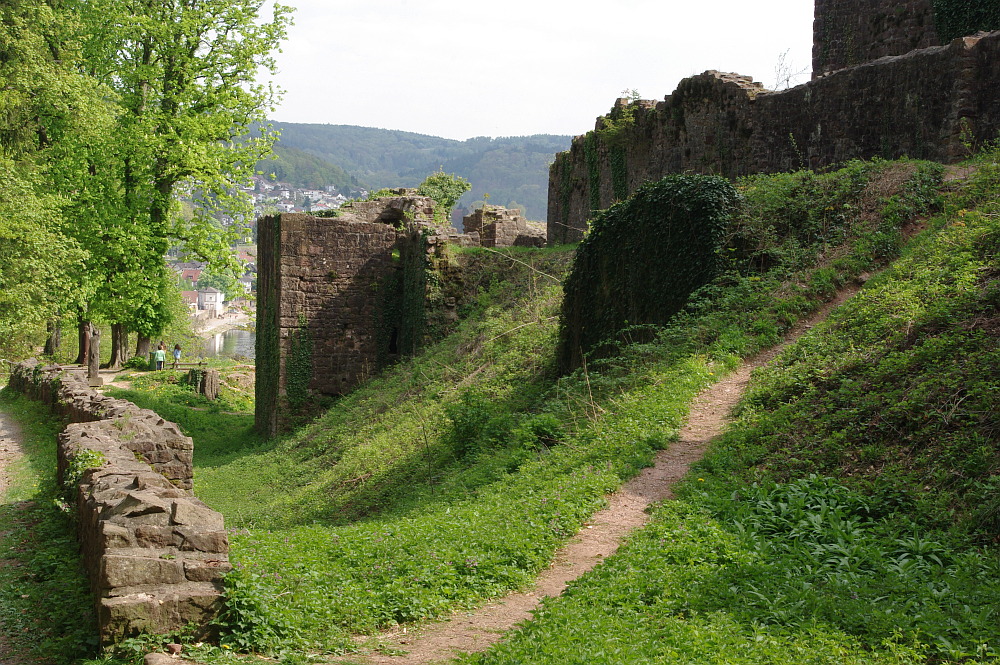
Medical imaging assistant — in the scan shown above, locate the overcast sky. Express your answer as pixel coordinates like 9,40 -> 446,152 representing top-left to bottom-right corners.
264,0 -> 814,141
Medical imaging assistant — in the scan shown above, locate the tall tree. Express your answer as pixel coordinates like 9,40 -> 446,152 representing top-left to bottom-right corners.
75,0 -> 292,367
0,0 -> 99,359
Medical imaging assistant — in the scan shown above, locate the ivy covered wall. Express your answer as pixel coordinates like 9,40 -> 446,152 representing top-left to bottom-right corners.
254,210 -> 449,436
557,175 -> 737,373
813,0 -> 1000,77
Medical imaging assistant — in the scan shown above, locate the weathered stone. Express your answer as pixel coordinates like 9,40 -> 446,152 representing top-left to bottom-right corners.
99,523 -> 135,549
100,555 -> 185,589
462,206 -> 546,248
7,361 -> 228,643
175,527 -> 228,553
103,491 -> 173,526
171,500 -> 225,531
133,525 -> 181,549
183,558 -> 233,583
549,32 -> 1000,242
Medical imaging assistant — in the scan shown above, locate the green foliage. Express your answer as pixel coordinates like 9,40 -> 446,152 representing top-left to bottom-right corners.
932,0 -> 1000,41
285,316 -> 313,409
62,448 -> 105,501
559,174 -> 738,372
257,144 -> 361,193
97,156 -> 998,662
0,391 -> 100,663
417,169 -> 472,227
66,0 -> 292,351
459,155 -> 998,665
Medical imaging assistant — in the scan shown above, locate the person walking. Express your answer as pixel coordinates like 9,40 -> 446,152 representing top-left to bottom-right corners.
172,343 -> 182,369
154,343 -> 166,370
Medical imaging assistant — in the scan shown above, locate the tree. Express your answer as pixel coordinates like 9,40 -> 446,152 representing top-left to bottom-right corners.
0,0 -> 103,359
417,169 -> 472,227
73,0 -> 292,367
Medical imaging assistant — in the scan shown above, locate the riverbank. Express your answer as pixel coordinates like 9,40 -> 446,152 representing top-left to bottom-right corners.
193,310 -> 251,338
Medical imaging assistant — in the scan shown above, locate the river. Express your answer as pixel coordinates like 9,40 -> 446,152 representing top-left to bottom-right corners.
202,328 -> 256,359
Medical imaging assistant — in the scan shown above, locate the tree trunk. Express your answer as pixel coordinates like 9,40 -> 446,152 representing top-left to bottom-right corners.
43,319 -> 61,357
75,319 -> 92,365
106,323 -> 129,369
135,335 -> 151,360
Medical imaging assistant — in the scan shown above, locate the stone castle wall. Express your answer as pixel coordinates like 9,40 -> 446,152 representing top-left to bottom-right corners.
813,0 -> 939,76
7,361 -> 229,643
255,195 -> 451,437
548,32 -> 1000,243
462,206 -> 547,248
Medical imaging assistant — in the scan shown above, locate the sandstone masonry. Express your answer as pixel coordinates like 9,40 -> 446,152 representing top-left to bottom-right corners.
813,0 -> 939,76
548,31 -> 1000,243
7,361 -> 229,643
255,193 -> 455,437
462,206 -> 546,248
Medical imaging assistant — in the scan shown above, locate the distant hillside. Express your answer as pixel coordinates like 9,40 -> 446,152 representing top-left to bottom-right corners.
265,123 -> 572,221
257,144 -> 364,195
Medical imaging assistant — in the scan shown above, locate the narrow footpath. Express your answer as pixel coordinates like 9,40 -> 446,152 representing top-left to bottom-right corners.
0,403 -> 27,665
345,286 -> 860,665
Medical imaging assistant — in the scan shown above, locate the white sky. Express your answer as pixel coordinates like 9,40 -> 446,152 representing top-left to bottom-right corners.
264,0 -> 814,141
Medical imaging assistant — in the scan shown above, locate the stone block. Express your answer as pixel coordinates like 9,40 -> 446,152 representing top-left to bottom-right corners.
100,555 -> 185,589
103,491 -> 173,526
171,500 -> 225,531
183,559 -> 233,583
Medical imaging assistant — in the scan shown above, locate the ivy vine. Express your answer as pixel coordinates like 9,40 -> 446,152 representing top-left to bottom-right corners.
254,214 -> 281,437
285,314 -> 313,408
583,132 -> 602,213
558,174 -> 738,373
932,0 -> 1000,41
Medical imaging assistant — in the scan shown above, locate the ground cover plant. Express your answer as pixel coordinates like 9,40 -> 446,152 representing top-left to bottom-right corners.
0,391 -> 100,664
95,158 -> 949,662
455,152 -> 1000,664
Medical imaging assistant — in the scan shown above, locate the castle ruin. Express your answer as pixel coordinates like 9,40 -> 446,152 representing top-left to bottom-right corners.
548,2 -> 1000,242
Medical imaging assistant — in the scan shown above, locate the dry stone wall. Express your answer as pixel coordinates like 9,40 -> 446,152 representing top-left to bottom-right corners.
7,361 -> 229,643
548,32 -> 1000,243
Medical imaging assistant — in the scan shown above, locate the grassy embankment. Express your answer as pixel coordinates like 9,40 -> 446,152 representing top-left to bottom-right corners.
460,154 -> 1000,664
100,150 -> 1000,665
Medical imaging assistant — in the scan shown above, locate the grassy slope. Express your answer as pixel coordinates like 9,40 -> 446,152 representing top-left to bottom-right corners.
107,155 -> 999,664
460,159 -> 1000,663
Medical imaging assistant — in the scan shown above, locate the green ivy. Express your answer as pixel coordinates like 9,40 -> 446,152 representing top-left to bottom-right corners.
609,144 -> 628,202
377,229 -> 433,369
932,0 -> 1000,41
285,314 -> 313,408
558,174 -> 738,372
254,214 -> 281,437
583,132 -> 602,214
557,153 -> 574,241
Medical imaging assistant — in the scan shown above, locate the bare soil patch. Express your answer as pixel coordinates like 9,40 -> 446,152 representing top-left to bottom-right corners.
340,287 -> 860,665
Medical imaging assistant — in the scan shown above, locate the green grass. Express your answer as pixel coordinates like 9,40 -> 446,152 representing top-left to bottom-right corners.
91,155 -> 993,663
0,390 -> 100,664
455,152 -> 1000,664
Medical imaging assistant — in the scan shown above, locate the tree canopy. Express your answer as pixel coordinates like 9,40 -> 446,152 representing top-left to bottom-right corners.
0,0 -> 292,363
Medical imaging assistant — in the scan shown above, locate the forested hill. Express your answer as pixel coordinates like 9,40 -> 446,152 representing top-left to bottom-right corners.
261,122 -> 572,221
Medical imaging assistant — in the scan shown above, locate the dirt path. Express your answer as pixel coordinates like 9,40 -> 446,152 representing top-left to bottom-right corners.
0,407 -> 23,501
0,405 -> 28,664
344,287 -> 860,665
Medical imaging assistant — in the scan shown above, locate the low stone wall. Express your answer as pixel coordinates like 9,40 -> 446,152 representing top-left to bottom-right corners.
7,360 -> 230,643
